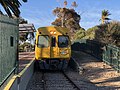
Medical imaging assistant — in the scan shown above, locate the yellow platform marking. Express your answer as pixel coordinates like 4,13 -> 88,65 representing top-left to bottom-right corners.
4,75 -> 17,90
4,58 -> 35,90
19,58 -> 35,76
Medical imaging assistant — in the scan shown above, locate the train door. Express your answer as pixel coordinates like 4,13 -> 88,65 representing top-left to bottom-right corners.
50,36 -> 58,58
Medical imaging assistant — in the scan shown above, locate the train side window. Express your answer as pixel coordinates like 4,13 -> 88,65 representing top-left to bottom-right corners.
51,37 -> 56,47
10,36 -> 14,47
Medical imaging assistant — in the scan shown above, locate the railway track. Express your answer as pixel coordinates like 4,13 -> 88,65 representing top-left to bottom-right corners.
27,70 -> 80,90
26,57 -> 98,90
42,71 -> 80,90
62,71 -> 80,90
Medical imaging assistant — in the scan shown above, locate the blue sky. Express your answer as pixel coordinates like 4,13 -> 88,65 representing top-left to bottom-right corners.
1,0 -> 120,30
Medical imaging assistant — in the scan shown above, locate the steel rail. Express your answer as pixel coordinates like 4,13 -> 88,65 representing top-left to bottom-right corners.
62,71 -> 80,90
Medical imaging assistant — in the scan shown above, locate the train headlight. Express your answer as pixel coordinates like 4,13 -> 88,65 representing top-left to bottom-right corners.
60,50 -> 68,55
54,31 -> 56,34
50,31 -> 56,35
50,31 -> 53,34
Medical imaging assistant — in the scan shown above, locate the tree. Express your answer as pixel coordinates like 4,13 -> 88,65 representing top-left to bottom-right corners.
52,1 -> 81,40
52,7 -> 81,38
84,26 -> 97,39
19,17 -> 28,43
19,17 -> 28,24
74,28 -> 85,40
95,21 -> 120,47
100,10 -> 111,24
0,0 -> 27,17
71,1 -> 78,9
64,0 -> 67,7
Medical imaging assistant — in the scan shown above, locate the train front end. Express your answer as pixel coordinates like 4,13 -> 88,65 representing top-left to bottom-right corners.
35,26 -> 71,70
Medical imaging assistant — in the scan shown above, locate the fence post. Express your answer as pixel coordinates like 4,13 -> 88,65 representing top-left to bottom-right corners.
117,48 -> 120,73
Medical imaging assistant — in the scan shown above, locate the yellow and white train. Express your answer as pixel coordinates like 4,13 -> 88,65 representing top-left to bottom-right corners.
35,26 -> 71,70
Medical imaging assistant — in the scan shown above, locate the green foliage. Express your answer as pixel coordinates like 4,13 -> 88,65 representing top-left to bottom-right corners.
64,0 -> 67,7
82,26 -> 99,40
95,21 -> 120,47
19,17 -> 35,43
102,10 -> 111,17
74,26 -> 100,40
19,35 -> 27,42
52,7 -> 81,40
101,10 -> 111,24
52,1 -> 81,40
19,32 -> 34,43
52,7 -> 80,29
71,1 -> 78,8
81,21 -> 120,47
74,28 -> 85,40
19,17 -> 28,24
19,42 -> 34,52
0,0 -> 27,17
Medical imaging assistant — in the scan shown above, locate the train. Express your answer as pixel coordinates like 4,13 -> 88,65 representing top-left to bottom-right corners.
35,26 -> 71,70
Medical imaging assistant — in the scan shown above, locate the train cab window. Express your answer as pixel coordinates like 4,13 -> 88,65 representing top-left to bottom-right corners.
51,37 -> 56,47
38,35 -> 49,47
58,36 -> 69,48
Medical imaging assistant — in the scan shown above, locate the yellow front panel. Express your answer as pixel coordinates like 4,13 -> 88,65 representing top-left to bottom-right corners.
58,47 -> 71,59
35,46 -> 50,59
50,47 -> 58,58
35,26 -> 71,60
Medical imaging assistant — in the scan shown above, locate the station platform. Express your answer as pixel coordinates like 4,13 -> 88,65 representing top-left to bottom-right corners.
3,52 -> 35,90
19,52 -> 35,72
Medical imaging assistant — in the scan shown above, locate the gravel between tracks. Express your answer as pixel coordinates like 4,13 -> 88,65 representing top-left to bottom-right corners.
72,51 -> 120,90
27,70 -> 99,90
26,71 -> 79,90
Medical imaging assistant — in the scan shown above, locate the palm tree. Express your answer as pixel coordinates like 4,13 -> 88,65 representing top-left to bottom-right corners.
71,1 -> 78,9
0,0 -> 27,17
64,0 -> 67,8
101,10 -> 111,24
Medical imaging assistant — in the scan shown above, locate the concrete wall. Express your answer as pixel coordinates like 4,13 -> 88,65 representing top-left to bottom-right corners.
4,60 -> 35,90
0,14 -> 18,87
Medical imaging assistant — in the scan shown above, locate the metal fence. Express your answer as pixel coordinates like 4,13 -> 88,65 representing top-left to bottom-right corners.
0,14 -> 19,86
72,39 -> 104,60
72,39 -> 120,72
103,45 -> 120,72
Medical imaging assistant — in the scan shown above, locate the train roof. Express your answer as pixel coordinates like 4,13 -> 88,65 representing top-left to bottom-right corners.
37,26 -> 70,35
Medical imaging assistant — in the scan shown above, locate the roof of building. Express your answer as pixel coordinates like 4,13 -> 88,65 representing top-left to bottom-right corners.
19,24 -> 36,33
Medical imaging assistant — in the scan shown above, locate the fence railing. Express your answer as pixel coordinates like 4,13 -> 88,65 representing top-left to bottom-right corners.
72,39 -> 104,60
103,45 -> 120,72
72,39 -> 120,72
0,15 -> 18,86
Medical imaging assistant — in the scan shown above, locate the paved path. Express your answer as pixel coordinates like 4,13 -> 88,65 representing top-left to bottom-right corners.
19,52 -> 35,72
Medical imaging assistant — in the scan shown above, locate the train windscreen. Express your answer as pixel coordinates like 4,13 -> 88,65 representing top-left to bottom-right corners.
38,35 -> 49,47
58,35 -> 69,48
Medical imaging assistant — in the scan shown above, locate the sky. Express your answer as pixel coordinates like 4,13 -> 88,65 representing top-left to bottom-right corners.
1,0 -> 120,30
